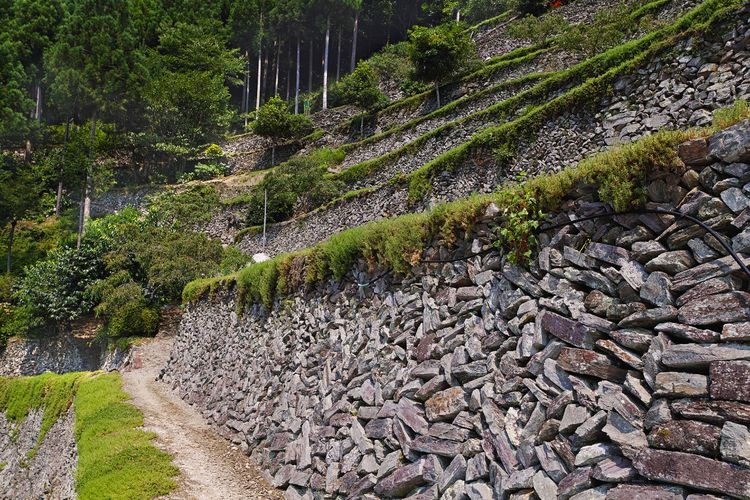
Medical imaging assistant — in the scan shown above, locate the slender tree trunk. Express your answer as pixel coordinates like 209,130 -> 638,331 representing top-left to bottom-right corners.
286,45 -> 292,101
55,119 -> 71,217
308,41 -> 313,93
6,220 -> 16,274
323,16 -> 330,110
262,46 -> 270,101
435,84 -> 441,108
351,9 -> 359,72
34,83 -> 41,120
456,9 -> 460,22
295,39 -> 301,114
78,116 -> 96,248
336,26 -> 342,81
274,40 -> 281,96
243,50 -> 250,129
256,47 -> 262,116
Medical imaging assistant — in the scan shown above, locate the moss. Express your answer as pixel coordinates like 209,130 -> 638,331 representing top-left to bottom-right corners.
0,372 -> 177,499
75,373 -> 177,499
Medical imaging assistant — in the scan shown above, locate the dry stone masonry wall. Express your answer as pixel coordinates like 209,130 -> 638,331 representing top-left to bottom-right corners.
0,335 -> 129,377
0,409 -> 77,499
164,121 -> 750,499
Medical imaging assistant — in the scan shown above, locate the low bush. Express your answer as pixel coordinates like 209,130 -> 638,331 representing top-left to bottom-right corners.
88,273 -> 160,338
245,155 -> 345,226
145,185 -> 220,229
177,161 -> 229,183
330,62 -> 388,110
507,13 -> 567,44
252,96 -> 313,139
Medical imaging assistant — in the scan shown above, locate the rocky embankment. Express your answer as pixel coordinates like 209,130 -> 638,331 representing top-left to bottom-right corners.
164,121 -> 750,498
0,335 -> 129,377
0,409 -> 77,499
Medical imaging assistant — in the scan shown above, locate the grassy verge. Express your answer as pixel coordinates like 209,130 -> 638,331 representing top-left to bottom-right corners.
0,372 -> 177,500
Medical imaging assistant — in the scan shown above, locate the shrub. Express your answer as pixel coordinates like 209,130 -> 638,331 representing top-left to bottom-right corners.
89,272 -> 160,338
330,62 -> 388,109
219,246 -> 252,274
202,143 -> 224,158
145,185 -> 220,229
252,96 -> 313,140
246,156 -> 345,225
408,23 -> 477,85
103,225 -> 225,304
368,42 -> 414,85
14,243 -> 107,325
177,161 -> 229,183
556,4 -> 638,56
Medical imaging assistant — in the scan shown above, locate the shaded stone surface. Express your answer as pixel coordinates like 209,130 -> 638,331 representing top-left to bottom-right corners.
633,448 -> 750,499
709,360 -> 750,403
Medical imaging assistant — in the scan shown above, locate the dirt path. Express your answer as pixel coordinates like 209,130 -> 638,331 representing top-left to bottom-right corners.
120,335 -> 281,500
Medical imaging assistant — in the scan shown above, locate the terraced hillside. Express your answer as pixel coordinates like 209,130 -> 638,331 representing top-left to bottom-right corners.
197,0 -> 746,258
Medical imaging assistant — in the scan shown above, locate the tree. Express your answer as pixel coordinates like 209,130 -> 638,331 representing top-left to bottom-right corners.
144,21 -> 244,145
0,36 -> 33,148
408,22 -> 475,107
0,158 -> 43,273
46,0 -> 145,243
9,0 -> 64,125
349,0 -> 363,71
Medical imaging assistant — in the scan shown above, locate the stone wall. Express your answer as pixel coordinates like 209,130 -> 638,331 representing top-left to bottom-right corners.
0,334 -> 129,377
0,408 -> 77,499
163,123 -> 750,499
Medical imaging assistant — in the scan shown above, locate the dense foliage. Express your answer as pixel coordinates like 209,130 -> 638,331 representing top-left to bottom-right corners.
252,96 -> 314,140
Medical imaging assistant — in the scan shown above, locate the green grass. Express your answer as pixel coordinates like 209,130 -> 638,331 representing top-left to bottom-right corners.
75,373 -> 177,499
0,372 -> 81,447
0,372 -> 178,499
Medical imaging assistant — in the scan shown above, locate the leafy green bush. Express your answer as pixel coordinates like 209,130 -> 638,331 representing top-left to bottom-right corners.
13,243 -> 107,325
245,157 -> 345,226
88,272 -> 159,338
330,62 -> 388,110
408,23 -> 476,85
145,185 -> 220,229
556,4 -> 643,56
219,246 -> 252,274
202,143 -> 224,158
177,161 -> 229,183
252,96 -> 313,139
368,42 -> 414,85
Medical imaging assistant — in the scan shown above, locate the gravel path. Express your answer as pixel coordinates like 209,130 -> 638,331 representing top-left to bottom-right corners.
121,335 -> 280,500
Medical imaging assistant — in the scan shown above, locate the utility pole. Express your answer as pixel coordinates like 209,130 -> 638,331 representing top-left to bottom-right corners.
262,189 -> 268,251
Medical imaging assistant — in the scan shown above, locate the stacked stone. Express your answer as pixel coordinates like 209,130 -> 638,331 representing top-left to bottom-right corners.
163,120 -> 750,499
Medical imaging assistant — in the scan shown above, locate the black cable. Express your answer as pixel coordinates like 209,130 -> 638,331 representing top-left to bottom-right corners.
354,206 -> 750,287
537,207 -> 750,280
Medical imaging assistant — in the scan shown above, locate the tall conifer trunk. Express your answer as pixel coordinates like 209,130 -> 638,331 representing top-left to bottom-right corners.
350,9 -> 359,71
323,17 -> 330,110
336,26 -> 342,81
295,39 -> 301,113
